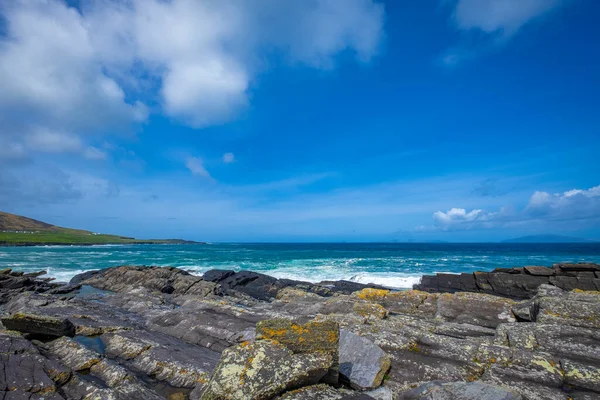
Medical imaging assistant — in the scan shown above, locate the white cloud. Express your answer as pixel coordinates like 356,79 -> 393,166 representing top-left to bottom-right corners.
0,0 -> 384,164
25,129 -> 83,153
223,153 -> 235,163
83,147 -> 108,161
433,184 -> 600,230
526,185 -> 600,220
442,0 -> 566,65
185,157 -> 211,178
453,0 -> 564,37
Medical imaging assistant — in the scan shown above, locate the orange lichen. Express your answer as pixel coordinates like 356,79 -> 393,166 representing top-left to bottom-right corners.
355,288 -> 390,301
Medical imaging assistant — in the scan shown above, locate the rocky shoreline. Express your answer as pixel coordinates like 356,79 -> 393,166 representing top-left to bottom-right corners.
1,263 -> 600,399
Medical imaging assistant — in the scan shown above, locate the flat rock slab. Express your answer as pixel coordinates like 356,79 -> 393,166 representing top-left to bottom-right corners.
400,381 -> 523,400
523,266 -> 554,276
277,384 -> 375,399
256,319 -> 339,354
201,340 -> 334,400
339,329 -> 391,390
1,313 -> 75,338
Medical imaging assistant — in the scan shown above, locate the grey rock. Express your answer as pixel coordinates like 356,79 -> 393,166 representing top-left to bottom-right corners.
339,329 -> 391,390
277,384 -> 374,399
523,266 -> 554,276
1,313 -> 75,338
400,381 -> 523,400
201,339 -> 334,400
436,292 -> 516,329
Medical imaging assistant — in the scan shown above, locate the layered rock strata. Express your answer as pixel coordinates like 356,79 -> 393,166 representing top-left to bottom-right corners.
0,264 -> 599,399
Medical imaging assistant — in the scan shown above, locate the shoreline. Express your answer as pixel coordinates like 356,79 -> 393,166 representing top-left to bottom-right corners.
1,263 -> 600,399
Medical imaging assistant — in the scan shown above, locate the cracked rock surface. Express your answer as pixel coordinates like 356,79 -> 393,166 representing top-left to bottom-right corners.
0,264 -> 599,399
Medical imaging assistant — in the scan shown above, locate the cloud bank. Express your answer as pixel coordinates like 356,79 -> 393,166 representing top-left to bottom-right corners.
0,0 -> 384,161
433,185 -> 600,230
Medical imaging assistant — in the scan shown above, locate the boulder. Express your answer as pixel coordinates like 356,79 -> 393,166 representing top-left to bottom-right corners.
256,318 -> 340,384
400,381 -> 523,400
1,312 -> 75,337
339,329 -> 391,390
200,340 -> 334,400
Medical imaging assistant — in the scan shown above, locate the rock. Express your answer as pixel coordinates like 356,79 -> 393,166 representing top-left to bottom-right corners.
524,266 -> 554,276
436,292 -> 516,329
353,302 -> 388,320
69,270 -> 101,286
80,266 -> 217,297
200,339 -> 334,400
277,384 -> 375,399
511,299 -> 537,322
3,263 -> 600,400
562,358 -> 600,392
202,269 -> 237,282
364,386 -> 393,400
415,263 -> 600,300
338,329 -> 391,390
256,318 -> 340,384
256,318 -> 339,354
537,295 -> 600,329
400,381 -> 523,400
1,313 -> 75,337
102,329 -> 219,389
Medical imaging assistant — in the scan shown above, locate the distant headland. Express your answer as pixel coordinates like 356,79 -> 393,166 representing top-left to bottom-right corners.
0,211 -> 203,246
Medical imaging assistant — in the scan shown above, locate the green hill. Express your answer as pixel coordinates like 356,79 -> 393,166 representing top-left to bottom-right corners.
0,211 -> 201,246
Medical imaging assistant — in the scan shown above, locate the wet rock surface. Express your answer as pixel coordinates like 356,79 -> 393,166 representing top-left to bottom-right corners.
0,264 -> 598,399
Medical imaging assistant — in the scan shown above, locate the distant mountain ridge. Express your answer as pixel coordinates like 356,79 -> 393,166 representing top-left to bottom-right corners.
0,211 -> 201,246
502,234 -> 596,243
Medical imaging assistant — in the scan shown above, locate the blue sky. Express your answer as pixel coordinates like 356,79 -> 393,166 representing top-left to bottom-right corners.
0,0 -> 599,242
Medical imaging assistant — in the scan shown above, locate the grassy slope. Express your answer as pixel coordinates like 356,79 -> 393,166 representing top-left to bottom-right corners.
0,211 -> 198,246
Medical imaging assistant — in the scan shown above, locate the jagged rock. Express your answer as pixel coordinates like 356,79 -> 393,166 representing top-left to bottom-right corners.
400,381 -> 523,400
79,266 -> 217,297
2,264 -> 600,400
69,270 -> 101,286
1,313 -> 75,337
203,269 -> 386,301
277,384 -> 375,399
511,299 -> 537,322
339,329 -> 391,390
201,339 -> 334,400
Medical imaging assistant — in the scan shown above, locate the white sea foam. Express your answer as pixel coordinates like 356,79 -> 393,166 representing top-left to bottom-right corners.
347,274 -> 422,289
43,268 -> 90,283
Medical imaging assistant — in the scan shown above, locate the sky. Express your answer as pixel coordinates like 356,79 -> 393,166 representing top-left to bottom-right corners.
0,0 -> 599,242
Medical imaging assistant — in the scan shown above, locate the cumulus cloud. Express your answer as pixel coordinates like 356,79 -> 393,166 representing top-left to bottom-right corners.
0,1 -> 147,136
0,0 -> 384,159
185,157 -> 211,179
223,153 -> 235,163
442,0 -> 566,65
433,185 -> 600,230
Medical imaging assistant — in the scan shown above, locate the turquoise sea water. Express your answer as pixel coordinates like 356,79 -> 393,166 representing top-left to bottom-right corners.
1,243 -> 600,289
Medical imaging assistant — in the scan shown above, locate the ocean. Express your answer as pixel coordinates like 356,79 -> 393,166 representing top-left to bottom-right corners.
1,243 -> 600,289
